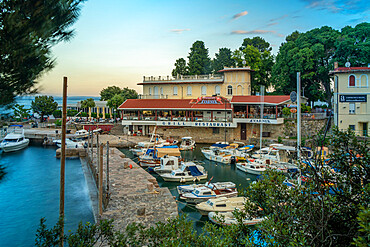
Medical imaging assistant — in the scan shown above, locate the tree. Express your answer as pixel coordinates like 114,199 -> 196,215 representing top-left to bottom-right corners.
107,94 -> 124,118
100,86 -> 123,101
31,96 -> 58,122
241,37 -> 272,53
12,104 -> 31,120
80,98 -> 95,118
187,41 -> 212,75
121,87 -> 138,100
212,48 -> 235,74
172,58 -> 188,76
0,0 -> 85,106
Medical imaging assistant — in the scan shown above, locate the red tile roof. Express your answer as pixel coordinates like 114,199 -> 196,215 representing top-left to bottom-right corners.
330,67 -> 370,74
118,98 -> 232,110
231,95 -> 291,105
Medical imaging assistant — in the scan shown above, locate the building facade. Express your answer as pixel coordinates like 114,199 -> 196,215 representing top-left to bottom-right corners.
139,67 -> 253,99
331,66 -> 369,136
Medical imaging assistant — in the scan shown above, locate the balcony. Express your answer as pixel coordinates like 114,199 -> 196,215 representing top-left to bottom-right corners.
142,74 -> 223,82
138,94 -> 169,99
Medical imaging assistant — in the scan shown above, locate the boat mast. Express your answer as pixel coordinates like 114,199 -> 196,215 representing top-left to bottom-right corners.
259,86 -> 265,152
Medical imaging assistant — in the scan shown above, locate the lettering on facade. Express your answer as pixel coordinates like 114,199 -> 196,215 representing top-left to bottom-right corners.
160,121 -> 232,127
246,119 -> 272,124
339,94 -> 367,102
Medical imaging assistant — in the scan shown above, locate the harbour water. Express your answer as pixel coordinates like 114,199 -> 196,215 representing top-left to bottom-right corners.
0,145 -> 94,246
120,144 -> 257,230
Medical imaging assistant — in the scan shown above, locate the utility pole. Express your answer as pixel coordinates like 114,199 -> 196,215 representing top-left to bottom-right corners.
59,77 -> 67,246
259,86 -> 265,152
297,72 -> 301,162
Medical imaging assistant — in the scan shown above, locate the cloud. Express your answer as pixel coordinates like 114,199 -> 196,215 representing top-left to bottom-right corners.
170,29 -> 190,34
267,22 -> 278,26
269,14 -> 289,22
232,11 -> 248,20
302,0 -> 368,14
231,29 -> 284,37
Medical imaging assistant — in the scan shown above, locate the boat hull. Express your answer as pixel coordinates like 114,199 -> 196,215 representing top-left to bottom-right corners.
161,174 -> 208,183
0,139 -> 29,153
181,192 -> 238,204
236,163 -> 264,175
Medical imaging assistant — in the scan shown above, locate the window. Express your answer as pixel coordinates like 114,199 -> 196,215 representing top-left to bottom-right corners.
215,85 -> 221,95
349,125 -> 355,130
212,128 -> 220,134
160,87 -> 163,95
349,103 -> 355,114
360,75 -> 368,87
187,86 -> 192,95
173,86 -> 178,95
148,88 -> 152,95
349,75 -> 355,87
154,86 -> 158,95
201,86 -> 207,95
227,85 -> 233,95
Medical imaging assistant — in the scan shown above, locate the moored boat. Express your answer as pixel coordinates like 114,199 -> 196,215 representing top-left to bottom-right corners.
160,162 -> 207,182
208,211 -> 264,226
179,137 -> 196,151
201,148 -> 232,164
195,197 -> 247,216
236,160 -> 266,175
139,145 -> 181,167
153,156 -> 180,174
177,181 -> 236,195
0,125 -> 29,153
180,186 -> 238,204
53,138 -> 86,149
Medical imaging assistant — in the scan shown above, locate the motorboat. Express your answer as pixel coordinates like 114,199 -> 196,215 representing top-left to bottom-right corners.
208,211 -> 264,226
0,125 -> 29,153
251,144 -> 282,160
153,156 -> 180,174
179,137 -> 196,151
180,185 -> 238,204
177,181 -> 236,195
236,160 -> 266,175
53,138 -> 86,149
139,146 -> 181,167
201,148 -> 232,164
160,162 -> 207,182
74,129 -> 89,138
209,142 -> 229,150
195,197 -> 247,216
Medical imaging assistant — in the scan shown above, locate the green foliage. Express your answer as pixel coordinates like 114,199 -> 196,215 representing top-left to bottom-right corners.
353,205 -> 370,247
90,112 -> 97,118
80,112 -> 88,117
212,48 -> 234,74
67,109 -> 78,117
100,86 -> 123,101
301,103 -> 311,113
187,41 -> 212,75
277,136 -> 283,143
31,96 -> 58,122
121,87 -> 138,100
172,58 -> 188,76
241,37 -> 272,53
80,98 -> 96,109
0,0 -> 85,106
13,104 -> 30,119
54,120 -> 62,126
53,110 -> 62,118
282,107 -> 291,116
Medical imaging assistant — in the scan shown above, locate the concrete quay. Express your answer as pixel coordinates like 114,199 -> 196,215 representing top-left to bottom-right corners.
86,145 -> 178,231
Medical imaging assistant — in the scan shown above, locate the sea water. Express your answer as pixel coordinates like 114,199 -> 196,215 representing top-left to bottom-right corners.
0,145 -> 94,246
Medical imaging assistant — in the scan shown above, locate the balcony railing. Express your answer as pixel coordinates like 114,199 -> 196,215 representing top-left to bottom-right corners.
143,74 -> 223,82
122,115 -> 232,122
138,94 -> 169,99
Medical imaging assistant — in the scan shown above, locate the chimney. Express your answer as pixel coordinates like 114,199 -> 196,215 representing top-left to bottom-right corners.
334,62 -> 338,69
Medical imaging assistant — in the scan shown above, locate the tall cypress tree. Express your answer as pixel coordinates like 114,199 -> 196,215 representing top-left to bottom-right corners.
187,41 -> 212,75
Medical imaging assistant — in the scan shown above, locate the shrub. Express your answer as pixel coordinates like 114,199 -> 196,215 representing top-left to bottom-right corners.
282,107 -> 291,116
53,110 -> 62,118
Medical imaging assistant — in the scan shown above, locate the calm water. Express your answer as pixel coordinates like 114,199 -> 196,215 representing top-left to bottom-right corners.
0,145 -> 94,247
120,144 -> 257,230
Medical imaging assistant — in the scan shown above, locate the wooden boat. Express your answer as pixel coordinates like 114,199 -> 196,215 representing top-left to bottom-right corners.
160,162 -> 207,182
208,211 -> 264,226
195,197 -> 247,216
139,146 -> 181,167
179,137 -> 196,151
177,181 -> 236,195
180,186 -> 238,204
0,125 -> 29,152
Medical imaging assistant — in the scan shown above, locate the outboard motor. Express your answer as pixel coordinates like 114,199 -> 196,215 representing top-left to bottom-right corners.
230,156 -> 236,164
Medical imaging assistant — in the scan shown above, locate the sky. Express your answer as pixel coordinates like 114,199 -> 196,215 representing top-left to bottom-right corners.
38,0 -> 369,97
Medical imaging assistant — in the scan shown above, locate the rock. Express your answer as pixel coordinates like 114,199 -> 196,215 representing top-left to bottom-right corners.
137,207 -> 145,216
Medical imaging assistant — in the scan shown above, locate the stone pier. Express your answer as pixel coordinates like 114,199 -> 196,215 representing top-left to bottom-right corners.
86,145 -> 178,231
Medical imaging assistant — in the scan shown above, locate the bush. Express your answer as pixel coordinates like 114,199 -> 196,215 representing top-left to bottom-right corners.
67,109 -> 78,117
53,110 -> 62,118
55,119 -> 62,126
282,107 -> 291,116
80,112 -> 87,117
278,136 -> 283,143
91,112 -> 97,118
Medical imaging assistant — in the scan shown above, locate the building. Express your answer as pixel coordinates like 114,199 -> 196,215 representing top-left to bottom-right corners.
331,66 -> 369,136
138,67 -> 253,99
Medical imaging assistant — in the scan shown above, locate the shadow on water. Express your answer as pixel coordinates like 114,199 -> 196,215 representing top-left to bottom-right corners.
0,144 -> 94,247
120,143 -> 258,233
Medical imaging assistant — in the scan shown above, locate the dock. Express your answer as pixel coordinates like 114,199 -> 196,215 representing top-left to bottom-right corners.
85,141 -> 178,230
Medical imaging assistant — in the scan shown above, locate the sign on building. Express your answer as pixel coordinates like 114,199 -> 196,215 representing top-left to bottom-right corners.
339,95 -> 367,102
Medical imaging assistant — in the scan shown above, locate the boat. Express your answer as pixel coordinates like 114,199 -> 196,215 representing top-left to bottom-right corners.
208,211 -> 264,226
195,197 -> 247,216
0,125 -> 30,153
180,185 -> 238,204
153,156 -> 180,174
201,147 -> 232,164
53,138 -> 86,149
179,137 -> 196,151
236,160 -> 266,175
138,146 -> 181,167
160,162 -> 207,182
74,129 -> 89,138
177,181 -> 236,195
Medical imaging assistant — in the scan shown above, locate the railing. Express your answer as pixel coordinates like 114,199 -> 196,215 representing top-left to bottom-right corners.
138,94 -> 169,99
234,114 -> 278,119
121,115 -> 232,122
143,74 -> 223,82
302,113 -> 327,119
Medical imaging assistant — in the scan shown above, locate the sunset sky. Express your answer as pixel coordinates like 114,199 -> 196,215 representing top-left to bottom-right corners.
38,0 -> 369,96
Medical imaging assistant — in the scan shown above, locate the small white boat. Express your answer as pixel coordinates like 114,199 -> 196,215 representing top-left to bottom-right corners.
74,129 -> 89,138
153,156 -> 180,174
180,186 -> 238,204
160,162 -> 207,182
53,138 -> 86,149
195,197 -> 247,216
0,125 -> 29,153
139,146 -> 181,167
236,160 -> 266,175
201,148 -> 232,164
179,137 -> 196,151
208,211 -> 264,226
177,181 -> 236,195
